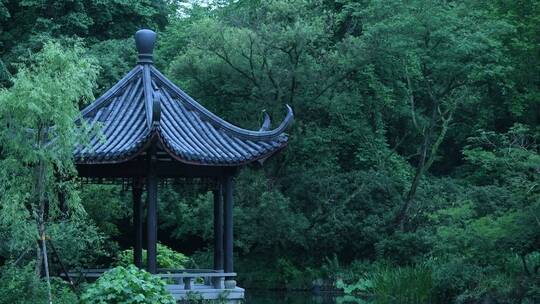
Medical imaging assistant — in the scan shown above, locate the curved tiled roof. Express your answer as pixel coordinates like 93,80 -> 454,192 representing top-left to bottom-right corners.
74,30 -> 293,166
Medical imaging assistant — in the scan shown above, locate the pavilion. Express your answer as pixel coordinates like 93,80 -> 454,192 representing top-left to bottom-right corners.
73,29 -> 293,301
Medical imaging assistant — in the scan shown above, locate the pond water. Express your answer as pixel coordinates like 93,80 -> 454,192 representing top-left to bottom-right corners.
245,291 -> 368,304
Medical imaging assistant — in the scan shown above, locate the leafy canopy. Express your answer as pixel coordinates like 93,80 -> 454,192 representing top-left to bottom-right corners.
0,41 -> 98,258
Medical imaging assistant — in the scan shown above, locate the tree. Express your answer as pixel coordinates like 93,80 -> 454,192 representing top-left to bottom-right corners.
0,0 -> 175,88
490,0 -> 540,127
160,0 -> 401,260
428,124 -> 540,302
346,0 -> 513,229
0,41 -> 98,302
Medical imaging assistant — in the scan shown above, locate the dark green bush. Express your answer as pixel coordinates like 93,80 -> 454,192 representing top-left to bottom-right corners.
80,265 -> 175,304
0,263 -> 77,304
0,263 -> 47,304
117,243 -> 190,269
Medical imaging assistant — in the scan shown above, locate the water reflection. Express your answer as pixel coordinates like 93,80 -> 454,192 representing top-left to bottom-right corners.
246,291 -> 369,304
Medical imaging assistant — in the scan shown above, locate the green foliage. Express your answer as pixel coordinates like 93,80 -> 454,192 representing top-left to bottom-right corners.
180,291 -> 230,304
489,0 -> 540,122
0,263 -> 47,304
156,1 -> 538,301
0,0 -> 173,79
0,263 -> 77,304
0,0 -> 537,303
80,265 -> 175,304
159,0 -> 518,263
333,262 -> 432,302
234,170 -> 309,254
0,41 -> 103,271
79,184 -> 131,238
275,258 -> 311,290
236,256 -> 319,291
45,220 -> 106,269
87,38 -> 137,94
423,124 -> 540,303
49,277 -> 79,304
371,264 -> 433,304
336,277 -> 373,296
159,187 -> 215,242
335,261 -> 433,303
117,243 -> 190,269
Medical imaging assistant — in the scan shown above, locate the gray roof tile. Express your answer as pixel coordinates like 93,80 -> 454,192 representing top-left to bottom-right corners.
74,51 -> 292,166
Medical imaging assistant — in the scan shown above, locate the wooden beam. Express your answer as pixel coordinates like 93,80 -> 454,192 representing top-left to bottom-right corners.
213,181 -> 224,271
132,177 -> 143,268
76,161 -> 236,178
146,145 -> 158,273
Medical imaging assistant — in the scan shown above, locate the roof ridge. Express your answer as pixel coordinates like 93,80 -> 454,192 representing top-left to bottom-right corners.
141,64 -> 161,129
150,66 -> 294,141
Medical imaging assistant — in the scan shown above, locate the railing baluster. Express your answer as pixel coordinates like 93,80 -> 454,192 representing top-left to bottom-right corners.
183,277 -> 194,290
212,276 -> 225,289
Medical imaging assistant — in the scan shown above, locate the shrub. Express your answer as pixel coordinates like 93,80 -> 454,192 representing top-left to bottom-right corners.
335,261 -> 433,302
180,292 -> 230,304
80,265 -> 175,304
371,263 -> 433,304
336,277 -> 374,296
0,263 -> 47,304
237,257 -> 316,290
117,243 -> 190,269
49,277 -> 79,304
431,253 -> 540,304
0,263 -> 78,304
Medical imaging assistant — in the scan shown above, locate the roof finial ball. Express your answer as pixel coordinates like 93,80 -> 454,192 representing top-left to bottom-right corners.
135,29 -> 156,64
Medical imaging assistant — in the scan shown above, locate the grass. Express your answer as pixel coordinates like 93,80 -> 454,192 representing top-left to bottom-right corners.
371,263 -> 433,304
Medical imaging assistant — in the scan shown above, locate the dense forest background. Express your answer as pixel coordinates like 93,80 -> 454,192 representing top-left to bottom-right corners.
0,0 -> 538,303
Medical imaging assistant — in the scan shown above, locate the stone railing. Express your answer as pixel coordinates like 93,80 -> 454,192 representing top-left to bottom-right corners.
158,269 -> 236,290
64,268 -> 237,290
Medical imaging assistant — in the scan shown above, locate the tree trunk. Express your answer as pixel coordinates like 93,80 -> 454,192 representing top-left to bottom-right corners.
39,224 -> 53,304
395,101 -> 438,230
34,127 -> 52,303
394,92 -> 453,230
35,242 -> 42,276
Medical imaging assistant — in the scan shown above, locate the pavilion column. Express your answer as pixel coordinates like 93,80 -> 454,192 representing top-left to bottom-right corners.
132,178 -> 143,268
223,176 -> 235,288
213,180 -> 224,271
146,146 -> 158,274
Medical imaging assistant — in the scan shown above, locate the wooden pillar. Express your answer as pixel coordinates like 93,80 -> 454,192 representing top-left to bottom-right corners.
223,176 -> 234,276
213,181 -> 224,271
132,178 -> 143,268
146,146 -> 158,273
